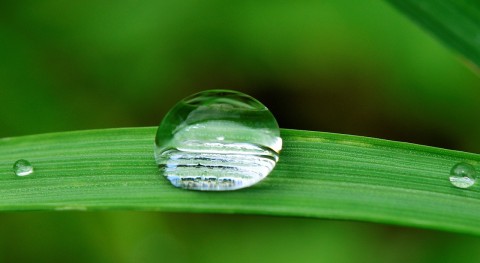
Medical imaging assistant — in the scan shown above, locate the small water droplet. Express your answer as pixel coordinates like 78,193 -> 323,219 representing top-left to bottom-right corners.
154,90 -> 282,191
449,162 -> 476,189
13,159 -> 34,176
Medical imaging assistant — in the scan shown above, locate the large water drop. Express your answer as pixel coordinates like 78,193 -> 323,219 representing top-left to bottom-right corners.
154,90 -> 282,191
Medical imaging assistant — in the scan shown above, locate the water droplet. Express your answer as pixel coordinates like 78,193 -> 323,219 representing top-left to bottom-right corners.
13,159 -> 34,176
449,162 -> 476,189
154,90 -> 282,191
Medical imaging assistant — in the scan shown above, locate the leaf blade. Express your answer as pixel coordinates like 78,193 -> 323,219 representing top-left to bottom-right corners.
1,127 -> 480,235
386,0 -> 480,68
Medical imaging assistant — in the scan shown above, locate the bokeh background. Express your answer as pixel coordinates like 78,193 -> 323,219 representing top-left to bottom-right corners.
1,0 -> 480,262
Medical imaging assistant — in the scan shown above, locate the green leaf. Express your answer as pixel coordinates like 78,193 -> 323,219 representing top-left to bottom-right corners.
1,127 -> 480,235
386,0 -> 480,68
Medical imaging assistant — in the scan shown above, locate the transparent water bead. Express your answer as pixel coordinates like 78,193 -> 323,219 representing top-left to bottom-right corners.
13,159 -> 34,176
449,162 -> 476,189
154,90 -> 282,191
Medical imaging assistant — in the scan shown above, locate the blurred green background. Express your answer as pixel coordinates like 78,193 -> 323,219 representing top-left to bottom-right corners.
1,0 -> 480,262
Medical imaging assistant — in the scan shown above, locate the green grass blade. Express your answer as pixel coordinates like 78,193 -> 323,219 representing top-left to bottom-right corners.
386,0 -> 480,68
1,127 -> 480,235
